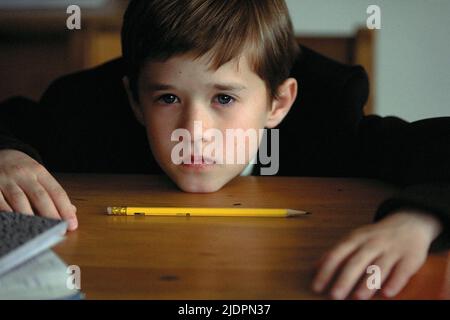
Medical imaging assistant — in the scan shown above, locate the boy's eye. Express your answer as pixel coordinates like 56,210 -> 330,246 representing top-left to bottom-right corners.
215,94 -> 235,105
158,94 -> 179,104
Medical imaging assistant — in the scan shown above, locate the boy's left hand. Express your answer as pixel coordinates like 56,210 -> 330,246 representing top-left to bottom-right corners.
312,208 -> 443,300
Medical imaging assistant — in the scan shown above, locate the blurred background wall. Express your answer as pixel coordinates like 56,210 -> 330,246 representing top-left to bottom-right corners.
0,0 -> 449,122
286,0 -> 450,121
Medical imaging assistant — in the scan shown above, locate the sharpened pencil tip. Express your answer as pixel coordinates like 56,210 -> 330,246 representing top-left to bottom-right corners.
286,209 -> 310,217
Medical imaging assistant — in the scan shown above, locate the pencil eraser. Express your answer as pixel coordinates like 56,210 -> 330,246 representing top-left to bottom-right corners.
106,207 -> 112,215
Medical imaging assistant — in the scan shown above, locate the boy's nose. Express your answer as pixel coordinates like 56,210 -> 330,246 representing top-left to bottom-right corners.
179,104 -> 212,139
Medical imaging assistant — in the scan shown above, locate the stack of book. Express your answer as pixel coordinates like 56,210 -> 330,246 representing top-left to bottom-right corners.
0,211 -> 83,299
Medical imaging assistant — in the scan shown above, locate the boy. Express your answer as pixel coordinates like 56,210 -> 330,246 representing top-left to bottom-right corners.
0,0 -> 449,300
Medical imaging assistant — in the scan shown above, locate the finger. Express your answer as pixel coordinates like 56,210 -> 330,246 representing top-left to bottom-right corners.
65,204 -> 78,231
37,174 -> 78,230
0,191 -> 13,212
382,256 -> 425,298
18,181 -> 60,220
2,184 -> 34,215
312,236 -> 363,293
352,254 -> 399,300
329,244 -> 382,300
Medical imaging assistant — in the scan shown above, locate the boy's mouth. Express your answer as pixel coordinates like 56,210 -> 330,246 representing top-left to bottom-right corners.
180,155 -> 216,169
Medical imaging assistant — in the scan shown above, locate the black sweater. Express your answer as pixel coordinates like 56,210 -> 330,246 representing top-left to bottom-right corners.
0,46 -> 449,249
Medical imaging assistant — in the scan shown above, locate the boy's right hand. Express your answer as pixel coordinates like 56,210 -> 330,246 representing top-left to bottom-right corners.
0,149 -> 78,231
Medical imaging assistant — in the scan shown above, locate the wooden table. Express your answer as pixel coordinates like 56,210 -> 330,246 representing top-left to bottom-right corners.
52,174 -> 449,299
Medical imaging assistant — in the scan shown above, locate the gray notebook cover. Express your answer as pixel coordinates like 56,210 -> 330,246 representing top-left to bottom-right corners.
0,211 -> 68,277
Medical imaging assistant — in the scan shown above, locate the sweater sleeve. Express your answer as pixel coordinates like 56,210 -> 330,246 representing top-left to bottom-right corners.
0,96 -> 47,164
374,182 -> 450,251
355,114 -> 450,250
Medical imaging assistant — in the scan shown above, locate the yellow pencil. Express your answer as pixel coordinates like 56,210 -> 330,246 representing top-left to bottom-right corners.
106,206 -> 309,217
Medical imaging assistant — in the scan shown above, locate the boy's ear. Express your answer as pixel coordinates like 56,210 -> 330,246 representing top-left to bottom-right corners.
122,76 -> 145,126
265,78 -> 298,129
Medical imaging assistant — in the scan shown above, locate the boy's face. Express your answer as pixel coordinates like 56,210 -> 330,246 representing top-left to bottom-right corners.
125,52 -> 296,192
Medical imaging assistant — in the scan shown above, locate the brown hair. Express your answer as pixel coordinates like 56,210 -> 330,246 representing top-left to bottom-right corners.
121,0 -> 299,102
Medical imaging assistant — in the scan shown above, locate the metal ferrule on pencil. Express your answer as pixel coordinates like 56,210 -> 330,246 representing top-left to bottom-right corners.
108,207 -> 128,215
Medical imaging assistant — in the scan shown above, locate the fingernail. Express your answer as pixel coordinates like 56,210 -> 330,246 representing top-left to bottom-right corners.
383,288 -> 395,298
331,288 -> 345,300
68,217 -> 78,230
312,282 -> 323,293
355,290 -> 370,300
